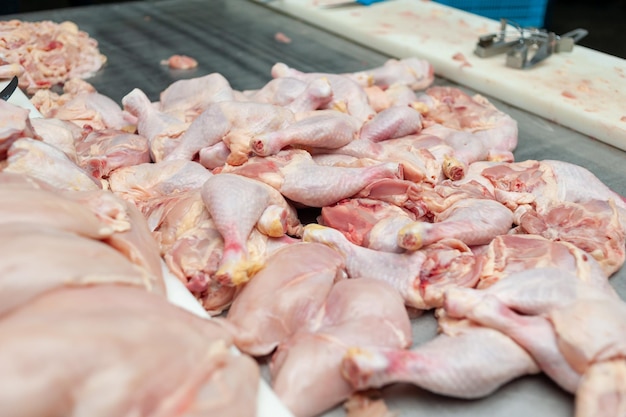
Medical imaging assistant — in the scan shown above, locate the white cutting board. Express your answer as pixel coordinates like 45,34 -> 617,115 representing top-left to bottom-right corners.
260,0 -> 626,151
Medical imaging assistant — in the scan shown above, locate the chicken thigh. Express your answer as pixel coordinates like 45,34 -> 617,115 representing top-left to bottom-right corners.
270,278 -> 411,417
222,242 -> 344,356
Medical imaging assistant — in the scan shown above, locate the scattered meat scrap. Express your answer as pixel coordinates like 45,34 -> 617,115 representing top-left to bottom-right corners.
274,32 -> 292,44
452,52 -> 472,67
161,54 -> 199,70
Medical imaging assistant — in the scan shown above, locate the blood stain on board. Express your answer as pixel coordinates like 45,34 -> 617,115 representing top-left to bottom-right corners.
561,91 -> 577,99
452,52 -> 472,68
399,10 -> 420,19
576,80 -> 591,93
621,116 -> 626,122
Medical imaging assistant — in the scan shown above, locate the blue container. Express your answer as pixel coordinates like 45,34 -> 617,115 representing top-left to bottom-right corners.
433,0 -> 549,28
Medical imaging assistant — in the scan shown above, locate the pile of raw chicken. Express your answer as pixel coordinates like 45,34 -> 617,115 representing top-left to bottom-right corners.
0,19 -> 106,94
1,55 -> 626,417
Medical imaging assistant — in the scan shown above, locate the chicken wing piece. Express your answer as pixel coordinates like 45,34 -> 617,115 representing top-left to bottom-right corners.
443,268 -> 621,394
549,298 -> 626,375
0,285 -> 258,417
448,293 -> 582,393
222,242 -> 344,356
103,197 -> 165,288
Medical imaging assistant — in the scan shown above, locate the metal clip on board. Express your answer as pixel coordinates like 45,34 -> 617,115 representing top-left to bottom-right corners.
474,19 -> 588,69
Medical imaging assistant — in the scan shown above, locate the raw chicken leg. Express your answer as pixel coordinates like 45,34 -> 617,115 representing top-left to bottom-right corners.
342,325 -> 540,398
279,158 -> 402,207
319,135 -> 449,183
398,198 -> 513,250
359,105 -> 423,143
166,101 -> 294,165
303,224 -> 481,309
219,149 -> 403,207
222,242 -> 344,356
201,173 -> 301,285
251,110 -> 360,156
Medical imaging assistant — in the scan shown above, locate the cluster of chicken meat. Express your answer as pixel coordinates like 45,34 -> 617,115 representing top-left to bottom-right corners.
0,19 -> 106,94
1,56 -> 626,417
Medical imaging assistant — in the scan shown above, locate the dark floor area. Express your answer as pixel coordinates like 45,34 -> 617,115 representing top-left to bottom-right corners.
1,0 -> 625,59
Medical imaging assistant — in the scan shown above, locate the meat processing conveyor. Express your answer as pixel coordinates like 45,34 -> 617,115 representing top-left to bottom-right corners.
4,0 -> 626,416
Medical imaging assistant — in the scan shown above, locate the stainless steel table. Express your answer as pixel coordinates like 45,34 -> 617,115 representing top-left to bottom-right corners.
6,1 -> 626,415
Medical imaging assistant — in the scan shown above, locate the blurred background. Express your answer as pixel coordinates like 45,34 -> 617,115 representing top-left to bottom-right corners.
1,0 -> 625,59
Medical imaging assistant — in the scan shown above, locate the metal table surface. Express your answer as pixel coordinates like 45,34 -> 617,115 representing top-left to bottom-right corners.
5,1 -> 626,416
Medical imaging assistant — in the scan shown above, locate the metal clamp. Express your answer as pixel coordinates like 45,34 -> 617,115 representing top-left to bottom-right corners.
474,19 -> 588,69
